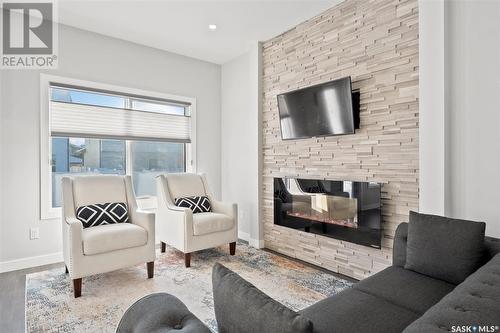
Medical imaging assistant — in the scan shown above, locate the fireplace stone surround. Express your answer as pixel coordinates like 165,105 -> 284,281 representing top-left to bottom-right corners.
261,0 -> 419,280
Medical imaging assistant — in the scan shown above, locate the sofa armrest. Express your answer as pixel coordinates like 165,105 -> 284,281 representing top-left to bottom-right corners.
211,200 -> 237,220
160,206 -> 193,230
63,217 -> 84,271
130,209 -> 156,261
156,193 -> 194,250
393,222 -> 408,267
131,210 -> 155,234
64,217 -> 83,242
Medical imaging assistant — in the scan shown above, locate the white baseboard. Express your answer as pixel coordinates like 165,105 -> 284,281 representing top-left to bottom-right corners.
0,252 -> 63,273
238,231 -> 264,249
238,231 -> 250,242
249,238 -> 265,249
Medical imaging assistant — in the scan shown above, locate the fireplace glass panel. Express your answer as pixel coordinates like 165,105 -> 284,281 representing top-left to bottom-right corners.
274,178 -> 381,248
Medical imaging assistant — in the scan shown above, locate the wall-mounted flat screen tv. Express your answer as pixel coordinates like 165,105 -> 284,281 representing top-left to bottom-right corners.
277,76 -> 355,140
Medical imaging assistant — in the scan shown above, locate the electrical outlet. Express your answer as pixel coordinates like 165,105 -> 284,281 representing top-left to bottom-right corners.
30,227 -> 40,240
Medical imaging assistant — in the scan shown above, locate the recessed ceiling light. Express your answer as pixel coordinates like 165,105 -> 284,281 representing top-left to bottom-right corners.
208,24 -> 217,31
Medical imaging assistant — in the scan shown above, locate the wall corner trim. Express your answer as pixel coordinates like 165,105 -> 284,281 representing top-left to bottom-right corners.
238,231 -> 264,249
249,238 -> 265,249
238,231 -> 251,242
419,0 -> 446,215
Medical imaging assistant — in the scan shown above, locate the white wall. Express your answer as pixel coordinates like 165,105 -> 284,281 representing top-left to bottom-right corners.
420,0 -> 500,237
221,43 -> 263,247
0,71 -> 3,263
0,24 -> 221,269
444,0 -> 500,237
419,0 -> 445,215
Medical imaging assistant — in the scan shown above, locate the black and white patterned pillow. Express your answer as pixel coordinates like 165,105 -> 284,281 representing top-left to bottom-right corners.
174,196 -> 212,214
76,202 -> 129,229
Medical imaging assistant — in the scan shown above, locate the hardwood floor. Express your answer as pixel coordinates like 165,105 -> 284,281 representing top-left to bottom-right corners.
0,263 -> 63,333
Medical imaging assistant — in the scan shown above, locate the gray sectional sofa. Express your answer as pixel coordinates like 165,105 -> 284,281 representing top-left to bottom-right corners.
298,224 -> 500,333
212,212 -> 500,333
117,212 -> 500,333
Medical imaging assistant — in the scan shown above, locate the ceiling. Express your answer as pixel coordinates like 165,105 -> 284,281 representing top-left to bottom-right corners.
58,0 -> 342,64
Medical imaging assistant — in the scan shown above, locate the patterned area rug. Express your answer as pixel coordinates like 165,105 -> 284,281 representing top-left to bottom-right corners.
26,242 -> 352,332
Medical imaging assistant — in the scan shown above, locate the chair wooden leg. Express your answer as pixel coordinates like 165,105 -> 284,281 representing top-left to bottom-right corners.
230,242 -> 236,255
73,278 -> 82,298
161,242 -> 166,253
65,265 -> 68,274
184,253 -> 191,268
147,261 -> 154,278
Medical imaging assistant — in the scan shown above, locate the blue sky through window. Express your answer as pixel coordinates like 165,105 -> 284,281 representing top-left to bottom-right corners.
131,99 -> 185,115
50,87 -> 186,115
51,88 -> 125,108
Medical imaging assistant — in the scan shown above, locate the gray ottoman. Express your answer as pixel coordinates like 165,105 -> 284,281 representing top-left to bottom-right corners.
116,293 -> 211,333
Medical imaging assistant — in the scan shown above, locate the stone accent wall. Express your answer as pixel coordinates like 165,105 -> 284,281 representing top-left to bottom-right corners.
261,0 -> 419,280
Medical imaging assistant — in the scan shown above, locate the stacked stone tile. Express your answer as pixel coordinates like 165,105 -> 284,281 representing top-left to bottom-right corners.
261,0 -> 419,279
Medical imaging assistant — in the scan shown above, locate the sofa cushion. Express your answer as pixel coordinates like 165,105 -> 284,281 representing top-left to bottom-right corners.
192,213 -> 233,236
174,196 -> 212,214
355,266 -> 456,314
76,202 -> 129,228
82,223 -> 147,255
405,211 -> 486,284
403,253 -> 500,333
300,288 -> 420,333
212,263 -> 313,333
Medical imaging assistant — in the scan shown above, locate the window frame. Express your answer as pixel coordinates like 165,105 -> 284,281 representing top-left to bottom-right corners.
40,74 -> 197,220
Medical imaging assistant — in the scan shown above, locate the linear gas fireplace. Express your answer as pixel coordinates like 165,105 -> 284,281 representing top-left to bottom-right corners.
273,178 -> 381,248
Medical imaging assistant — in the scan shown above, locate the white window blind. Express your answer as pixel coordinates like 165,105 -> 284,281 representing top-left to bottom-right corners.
50,99 -> 191,143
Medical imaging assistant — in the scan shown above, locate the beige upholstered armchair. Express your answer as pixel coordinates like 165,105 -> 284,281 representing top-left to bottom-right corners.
61,175 -> 155,298
156,173 -> 238,267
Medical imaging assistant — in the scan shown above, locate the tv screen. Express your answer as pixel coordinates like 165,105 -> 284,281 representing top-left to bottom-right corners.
277,76 -> 354,140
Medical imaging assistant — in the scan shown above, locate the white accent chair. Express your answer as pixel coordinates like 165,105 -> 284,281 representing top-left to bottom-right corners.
156,173 -> 238,267
62,175 -> 156,298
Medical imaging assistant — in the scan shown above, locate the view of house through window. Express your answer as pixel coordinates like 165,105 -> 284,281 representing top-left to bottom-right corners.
50,86 -> 189,208
131,141 -> 185,197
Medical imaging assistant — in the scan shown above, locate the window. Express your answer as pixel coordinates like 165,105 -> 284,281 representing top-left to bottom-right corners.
51,87 -> 126,108
41,75 -> 196,218
51,137 -> 126,207
131,141 -> 185,197
131,98 -> 186,115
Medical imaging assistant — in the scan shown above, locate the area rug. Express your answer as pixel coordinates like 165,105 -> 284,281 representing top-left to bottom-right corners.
26,242 -> 353,332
